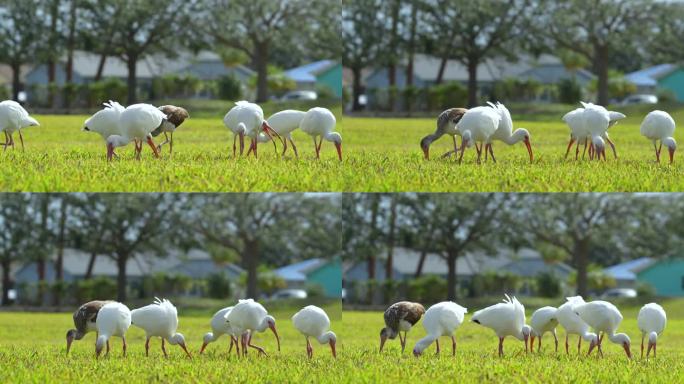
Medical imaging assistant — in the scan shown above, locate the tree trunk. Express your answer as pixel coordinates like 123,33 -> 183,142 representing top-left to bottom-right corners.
574,240 -> 589,297
435,56 -> 448,85
84,251 -> 97,279
367,195 -> 380,280
385,197 -> 397,280
116,254 -> 127,302
414,248 -> 427,278
126,55 -> 138,105
467,57 -> 478,108
1,260 -> 10,306
94,54 -> 107,82
446,252 -> 458,300
56,200 -> 67,281
65,0 -> 77,83
244,239 -> 260,298
595,45 -> 609,105
11,62 -> 21,101
47,0 -> 59,109
387,0 -> 400,112
352,67 -> 363,111
406,3 -> 417,87
254,42 -> 270,103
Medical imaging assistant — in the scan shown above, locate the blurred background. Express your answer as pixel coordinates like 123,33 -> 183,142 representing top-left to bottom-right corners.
0,0 -> 342,117
0,193 -> 341,313
343,0 -> 684,115
342,193 -> 684,308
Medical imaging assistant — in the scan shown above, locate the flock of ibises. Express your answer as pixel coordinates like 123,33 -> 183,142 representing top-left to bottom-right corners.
420,101 -> 677,164
381,296 -> 666,360
0,100 -> 343,160
66,298 -> 336,359
0,98 -> 677,164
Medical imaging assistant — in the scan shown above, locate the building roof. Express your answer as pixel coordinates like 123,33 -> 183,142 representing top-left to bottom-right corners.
625,64 -> 678,87
518,64 -> 595,85
285,60 -> 337,82
603,257 -> 655,281
274,258 -> 327,282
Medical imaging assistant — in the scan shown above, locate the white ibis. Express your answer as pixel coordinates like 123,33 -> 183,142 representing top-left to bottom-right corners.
575,300 -> 631,359
456,106 -> 500,163
225,299 -> 280,356
299,107 -> 342,161
94,302 -> 131,358
291,305 -> 337,358
151,105 -> 189,156
223,101 -> 282,158
131,297 -> 191,358
529,306 -> 558,353
420,108 -> 468,160
637,302 -> 666,358
105,103 -> 165,161
471,294 -> 530,357
412,301 -> 467,357
66,300 -> 113,355
563,103 -> 624,160
0,100 -> 39,151
640,110 -> 676,164
265,109 -> 306,157
379,301 -> 425,353
200,306 -> 241,356
556,296 -> 597,354
83,101 -> 125,158
486,102 -> 533,163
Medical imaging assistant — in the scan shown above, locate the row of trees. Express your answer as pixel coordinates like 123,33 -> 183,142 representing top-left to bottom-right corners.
0,0 -> 341,105
0,194 -> 341,305
343,0 -> 684,110
343,193 -> 684,300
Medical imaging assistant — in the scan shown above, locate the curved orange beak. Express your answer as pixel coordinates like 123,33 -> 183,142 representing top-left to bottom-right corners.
529,335 -> 535,353
330,339 -> 337,358
379,335 -> 387,352
422,145 -> 429,160
106,143 -> 114,161
66,334 -> 74,355
669,147 -> 675,164
199,342 -> 208,354
269,323 -> 281,351
181,342 -> 192,358
335,142 -> 342,161
524,137 -> 533,163
623,343 -> 631,359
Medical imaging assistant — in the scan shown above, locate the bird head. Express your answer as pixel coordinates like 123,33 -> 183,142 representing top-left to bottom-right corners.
171,333 -> 192,358
461,131 -> 472,148
264,316 -> 280,352
261,121 -> 284,147
379,327 -> 396,352
664,137 -> 677,164
95,335 -> 107,359
420,136 -> 431,160
517,129 -> 533,162
328,132 -> 343,161
65,329 -> 79,355
22,116 -> 39,128
614,333 -> 631,359
105,135 -> 129,161
326,332 -> 337,358
199,332 -> 213,354
522,325 -> 531,351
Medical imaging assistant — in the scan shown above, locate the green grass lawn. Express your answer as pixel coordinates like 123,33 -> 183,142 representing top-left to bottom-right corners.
2,103 -> 684,191
340,298 -> 684,383
0,302 -> 341,383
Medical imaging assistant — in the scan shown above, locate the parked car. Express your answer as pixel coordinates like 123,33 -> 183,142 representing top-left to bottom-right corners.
600,288 -> 637,298
281,90 -> 318,101
270,289 -> 308,300
621,94 -> 658,105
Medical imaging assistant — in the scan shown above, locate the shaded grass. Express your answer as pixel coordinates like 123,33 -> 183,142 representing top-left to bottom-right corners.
339,298 -> 684,383
0,302 -> 341,383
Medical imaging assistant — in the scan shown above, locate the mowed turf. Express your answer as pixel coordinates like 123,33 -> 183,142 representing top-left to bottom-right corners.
0,303 -> 341,383
0,108 -> 345,192
340,299 -> 684,383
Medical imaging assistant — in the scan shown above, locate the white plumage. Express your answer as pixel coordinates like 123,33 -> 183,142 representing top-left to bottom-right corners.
486,102 -> 534,162
83,101 -> 125,141
95,302 -> 131,358
562,103 -> 624,160
456,106 -> 500,163
225,299 -> 280,356
106,103 -> 165,160
131,297 -> 191,358
412,301 -> 467,357
299,107 -> 342,160
575,300 -> 631,358
292,305 -> 337,358
200,306 -> 241,356
471,294 -> 530,357
637,302 -> 666,358
223,101 -> 281,158
258,109 -> 306,157
556,296 -> 597,354
640,110 -> 676,164
0,100 -> 39,151
529,306 -> 558,353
